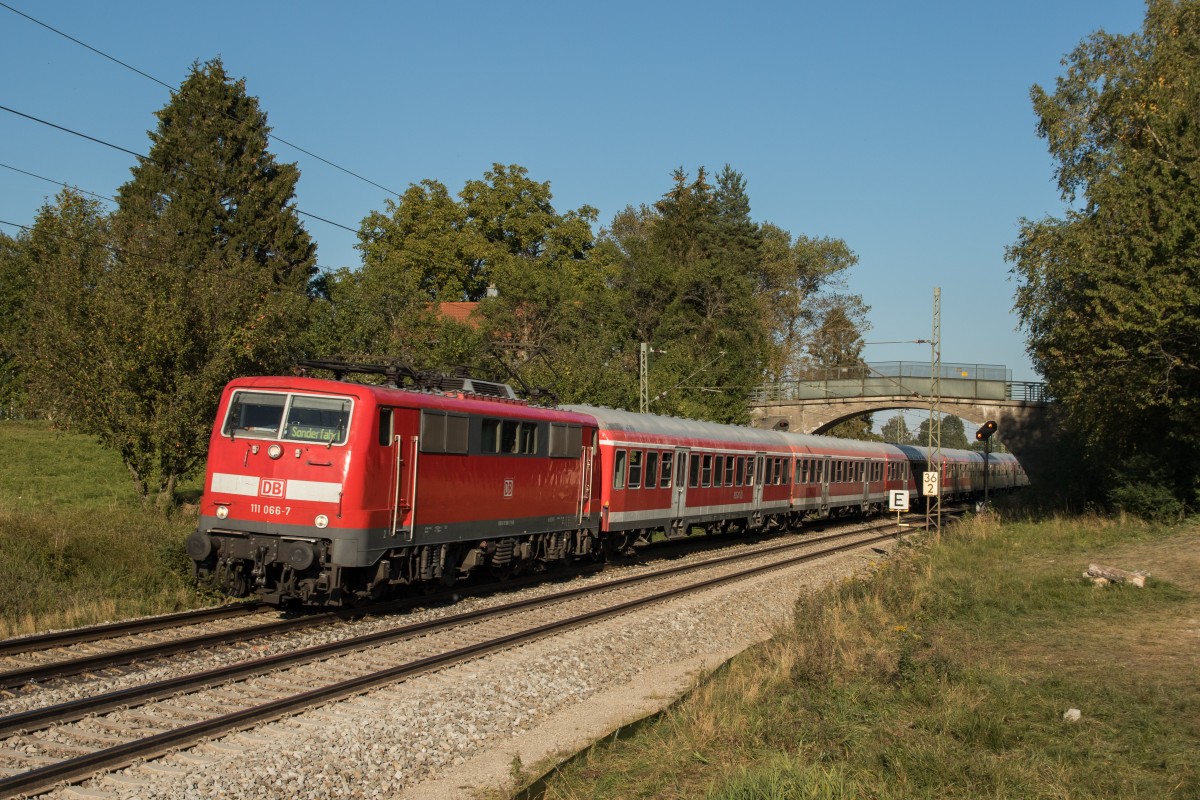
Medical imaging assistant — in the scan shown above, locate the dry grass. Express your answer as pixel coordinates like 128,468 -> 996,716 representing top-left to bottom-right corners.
538,514 -> 1200,799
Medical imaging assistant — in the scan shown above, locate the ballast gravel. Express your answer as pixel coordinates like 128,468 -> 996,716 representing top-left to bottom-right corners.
35,536 -> 889,800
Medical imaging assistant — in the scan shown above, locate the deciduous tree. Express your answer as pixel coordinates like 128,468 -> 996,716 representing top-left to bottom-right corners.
1009,0 -> 1200,508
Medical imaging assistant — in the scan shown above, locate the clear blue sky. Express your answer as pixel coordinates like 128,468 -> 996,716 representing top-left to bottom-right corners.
1,1 -> 1148,384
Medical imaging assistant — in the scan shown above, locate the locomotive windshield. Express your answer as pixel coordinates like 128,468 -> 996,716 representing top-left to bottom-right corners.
224,391 -> 352,445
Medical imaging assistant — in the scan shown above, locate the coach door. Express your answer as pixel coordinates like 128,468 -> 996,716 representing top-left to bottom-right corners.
671,448 -> 689,518
861,460 -> 871,510
819,455 -> 831,514
753,453 -> 766,508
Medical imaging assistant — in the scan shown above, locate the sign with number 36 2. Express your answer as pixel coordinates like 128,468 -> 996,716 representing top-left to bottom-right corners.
922,471 -> 940,497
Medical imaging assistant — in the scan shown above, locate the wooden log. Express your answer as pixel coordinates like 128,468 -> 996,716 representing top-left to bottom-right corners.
1086,563 -> 1147,588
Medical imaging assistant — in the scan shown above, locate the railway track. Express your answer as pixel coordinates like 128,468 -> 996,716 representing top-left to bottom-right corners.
0,509 -> 931,693
0,520 -> 910,798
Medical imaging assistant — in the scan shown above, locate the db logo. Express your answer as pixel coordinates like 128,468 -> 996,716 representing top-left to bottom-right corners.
260,479 -> 285,498
503,479 -> 514,498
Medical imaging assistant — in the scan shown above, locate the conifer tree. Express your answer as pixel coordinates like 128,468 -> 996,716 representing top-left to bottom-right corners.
27,59 -> 315,507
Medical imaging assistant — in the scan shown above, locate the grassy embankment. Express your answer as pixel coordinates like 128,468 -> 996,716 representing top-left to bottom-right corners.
0,420 -> 217,637
534,514 -> 1199,799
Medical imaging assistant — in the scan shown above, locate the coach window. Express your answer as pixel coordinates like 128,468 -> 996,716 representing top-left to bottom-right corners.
661,452 -> 674,488
782,458 -> 792,485
645,452 -> 659,489
724,455 -> 736,486
701,454 -> 713,487
613,450 -> 627,490
735,456 -> 745,486
714,455 -> 725,487
628,450 -> 643,489
746,457 -> 756,486
689,454 -> 701,488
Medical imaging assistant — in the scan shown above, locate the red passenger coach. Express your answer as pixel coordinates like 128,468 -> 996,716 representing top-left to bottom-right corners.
566,406 -> 911,547
189,375 -> 601,604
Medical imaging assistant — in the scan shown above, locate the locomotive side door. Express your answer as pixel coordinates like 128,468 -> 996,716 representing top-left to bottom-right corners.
380,407 -> 419,540
671,448 -> 689,519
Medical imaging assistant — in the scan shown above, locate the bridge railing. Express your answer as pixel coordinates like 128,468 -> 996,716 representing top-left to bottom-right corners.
750,362 -> 1048,404
1006,381 -> 1050,402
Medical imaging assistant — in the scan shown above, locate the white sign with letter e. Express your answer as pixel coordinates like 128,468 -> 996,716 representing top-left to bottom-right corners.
888,490 -> 910,511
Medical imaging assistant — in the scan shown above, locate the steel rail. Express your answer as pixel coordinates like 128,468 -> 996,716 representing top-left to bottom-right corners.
0,602 -> 263,658
0,525 -> 901,799
0,524 -> 894,737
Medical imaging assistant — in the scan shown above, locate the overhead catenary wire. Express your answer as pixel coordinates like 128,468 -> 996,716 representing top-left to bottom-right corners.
0,1 -> 403,199
0,103 -> 355,235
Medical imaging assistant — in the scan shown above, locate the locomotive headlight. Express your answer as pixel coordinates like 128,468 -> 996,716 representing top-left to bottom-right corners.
314,514 -> 329,529
215,505 -> 229,520
268,444 -> 283,459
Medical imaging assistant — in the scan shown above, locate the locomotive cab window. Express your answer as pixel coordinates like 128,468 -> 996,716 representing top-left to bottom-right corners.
226,391 -> 285,438
224,391 -> 351,445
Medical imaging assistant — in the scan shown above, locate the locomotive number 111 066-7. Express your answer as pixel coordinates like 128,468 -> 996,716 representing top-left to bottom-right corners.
251,503 -> 291,516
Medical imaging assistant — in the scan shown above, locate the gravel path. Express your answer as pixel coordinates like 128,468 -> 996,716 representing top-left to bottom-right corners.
36,536 -> 889,800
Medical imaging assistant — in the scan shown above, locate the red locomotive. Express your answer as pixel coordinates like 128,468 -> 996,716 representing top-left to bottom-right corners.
187,363 -> 1027,604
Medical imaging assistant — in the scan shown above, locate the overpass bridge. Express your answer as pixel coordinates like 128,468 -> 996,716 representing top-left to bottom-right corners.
747,362 -> 1054,473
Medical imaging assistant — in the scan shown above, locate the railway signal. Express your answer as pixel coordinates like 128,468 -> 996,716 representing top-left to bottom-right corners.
975,420 -> 998,509
975,420 -> 997,442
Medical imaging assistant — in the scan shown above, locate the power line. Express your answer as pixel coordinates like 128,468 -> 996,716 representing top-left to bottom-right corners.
0,161 -> 116,203
0,103 -> 359,234
0,1 -> 403,198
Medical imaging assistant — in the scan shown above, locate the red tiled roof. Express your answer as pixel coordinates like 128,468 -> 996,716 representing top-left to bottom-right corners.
438,302 -> 481,327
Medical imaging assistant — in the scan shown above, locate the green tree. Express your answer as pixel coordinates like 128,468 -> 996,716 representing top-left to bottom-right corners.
754,225 -> 864,382
1008,0 -> 1200,508
320,178 -> 484,370
610,167 -> 767,423
915,414 -> 970,450
332,164 -> 627,404
0,230 -> 28,416
880,413 -> 914,445
24,59 -> 316,508
18,190 -> 111,428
